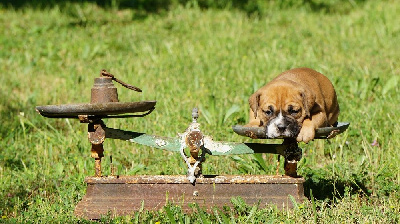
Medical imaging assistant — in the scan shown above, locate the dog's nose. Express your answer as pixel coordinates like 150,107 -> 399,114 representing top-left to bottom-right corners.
277,124 -> 287,132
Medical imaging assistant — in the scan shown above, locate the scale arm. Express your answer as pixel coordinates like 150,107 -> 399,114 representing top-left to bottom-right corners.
103,127 -> 285,156
104,127 -> 181,153
203,137 -> 285,156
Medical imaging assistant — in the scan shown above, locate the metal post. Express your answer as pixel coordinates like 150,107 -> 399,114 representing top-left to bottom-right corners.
89,123 -> 105,177
282,138 -> 302,177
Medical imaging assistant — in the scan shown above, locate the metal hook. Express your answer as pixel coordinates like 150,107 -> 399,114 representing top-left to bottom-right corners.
100,69 -> 142,92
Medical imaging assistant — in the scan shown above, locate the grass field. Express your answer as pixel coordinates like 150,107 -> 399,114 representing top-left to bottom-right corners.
1,0 -> 400,223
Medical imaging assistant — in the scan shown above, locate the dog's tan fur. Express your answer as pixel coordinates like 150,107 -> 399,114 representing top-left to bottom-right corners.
246,68 -> 339,143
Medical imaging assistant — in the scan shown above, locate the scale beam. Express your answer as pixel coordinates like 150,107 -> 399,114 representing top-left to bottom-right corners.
104,127 -> 286,156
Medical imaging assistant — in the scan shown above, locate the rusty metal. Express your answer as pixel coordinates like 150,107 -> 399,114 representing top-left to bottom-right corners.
284,161 -> 298,177
94,158 -> 102,177
78,115 -> 90,123
276,155 -> 281,176
87,122 -> 106,177
88,123 -> 106,145
74,175 -> 305,219
91,144 -> 104,177
100,69 -> 142,92
35,101 -> 156,119
90,143 -> 104,159
36,70 -> 156,179
281,138 -> 302,177
110,156 -> 116,177
185,108 -> 206,179
83,175 -> 304,184
186,131 -> 203,157
178,108 -> 210,183
36,70 -> 155,119
91,76 -> 119,103
232,122 -> 350,139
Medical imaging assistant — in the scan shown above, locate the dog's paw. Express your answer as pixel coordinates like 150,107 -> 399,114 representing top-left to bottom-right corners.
296,126 -> 315,143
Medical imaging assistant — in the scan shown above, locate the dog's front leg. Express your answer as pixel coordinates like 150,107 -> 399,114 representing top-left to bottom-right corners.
297,112 -> 328,143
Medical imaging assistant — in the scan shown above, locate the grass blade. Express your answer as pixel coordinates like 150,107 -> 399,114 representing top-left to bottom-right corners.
194,203 -> 210,224
164,204 -> 177,224
310,189 -> 317,223
223,104 -> 240,123
245,203 -> 258,223
289,195 -> 299,210
198,104 -> 213,125
382,75 -> 399,95
252,154 -> 268,172
214,207 -> 231,224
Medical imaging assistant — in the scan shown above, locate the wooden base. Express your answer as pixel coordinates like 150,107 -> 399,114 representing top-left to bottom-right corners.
75,175 -> 305,219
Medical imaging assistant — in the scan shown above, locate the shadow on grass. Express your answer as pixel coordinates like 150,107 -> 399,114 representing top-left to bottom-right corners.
302,168 -> 370,200
1,0 -> 368,15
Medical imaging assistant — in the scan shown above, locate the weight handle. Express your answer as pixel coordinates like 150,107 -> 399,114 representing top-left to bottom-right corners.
101,69 -> 142,92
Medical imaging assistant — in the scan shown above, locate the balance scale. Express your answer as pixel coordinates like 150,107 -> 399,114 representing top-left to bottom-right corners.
36,70 -> 349,219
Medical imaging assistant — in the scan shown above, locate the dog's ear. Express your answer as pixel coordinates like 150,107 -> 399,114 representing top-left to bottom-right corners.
300,89 -> 315,118
249,92 -> 260,119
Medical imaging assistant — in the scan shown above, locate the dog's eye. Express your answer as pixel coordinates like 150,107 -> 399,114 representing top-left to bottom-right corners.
288,108 -> 300,115
264,107 -> 274,116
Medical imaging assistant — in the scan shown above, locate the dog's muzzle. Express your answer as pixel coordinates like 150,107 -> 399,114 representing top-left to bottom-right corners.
266,114 -> 300,138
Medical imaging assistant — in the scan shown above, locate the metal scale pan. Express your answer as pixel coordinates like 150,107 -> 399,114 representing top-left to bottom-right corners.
36,101 -> 156,118
232,122 -> 350,139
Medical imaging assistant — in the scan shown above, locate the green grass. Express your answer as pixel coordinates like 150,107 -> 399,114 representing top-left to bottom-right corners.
1,0 -> 400,222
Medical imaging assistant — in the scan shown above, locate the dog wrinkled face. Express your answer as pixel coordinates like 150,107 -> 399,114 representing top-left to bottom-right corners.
263,104 -> 302,138
250,85 -> 309,138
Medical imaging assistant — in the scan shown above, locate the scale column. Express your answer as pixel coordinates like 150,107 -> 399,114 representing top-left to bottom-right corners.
88,122 -> 106,177
86,70 -> 119,177
282,138 -> 302,177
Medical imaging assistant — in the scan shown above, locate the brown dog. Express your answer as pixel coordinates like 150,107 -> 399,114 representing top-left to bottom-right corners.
246,68 -> 339,143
